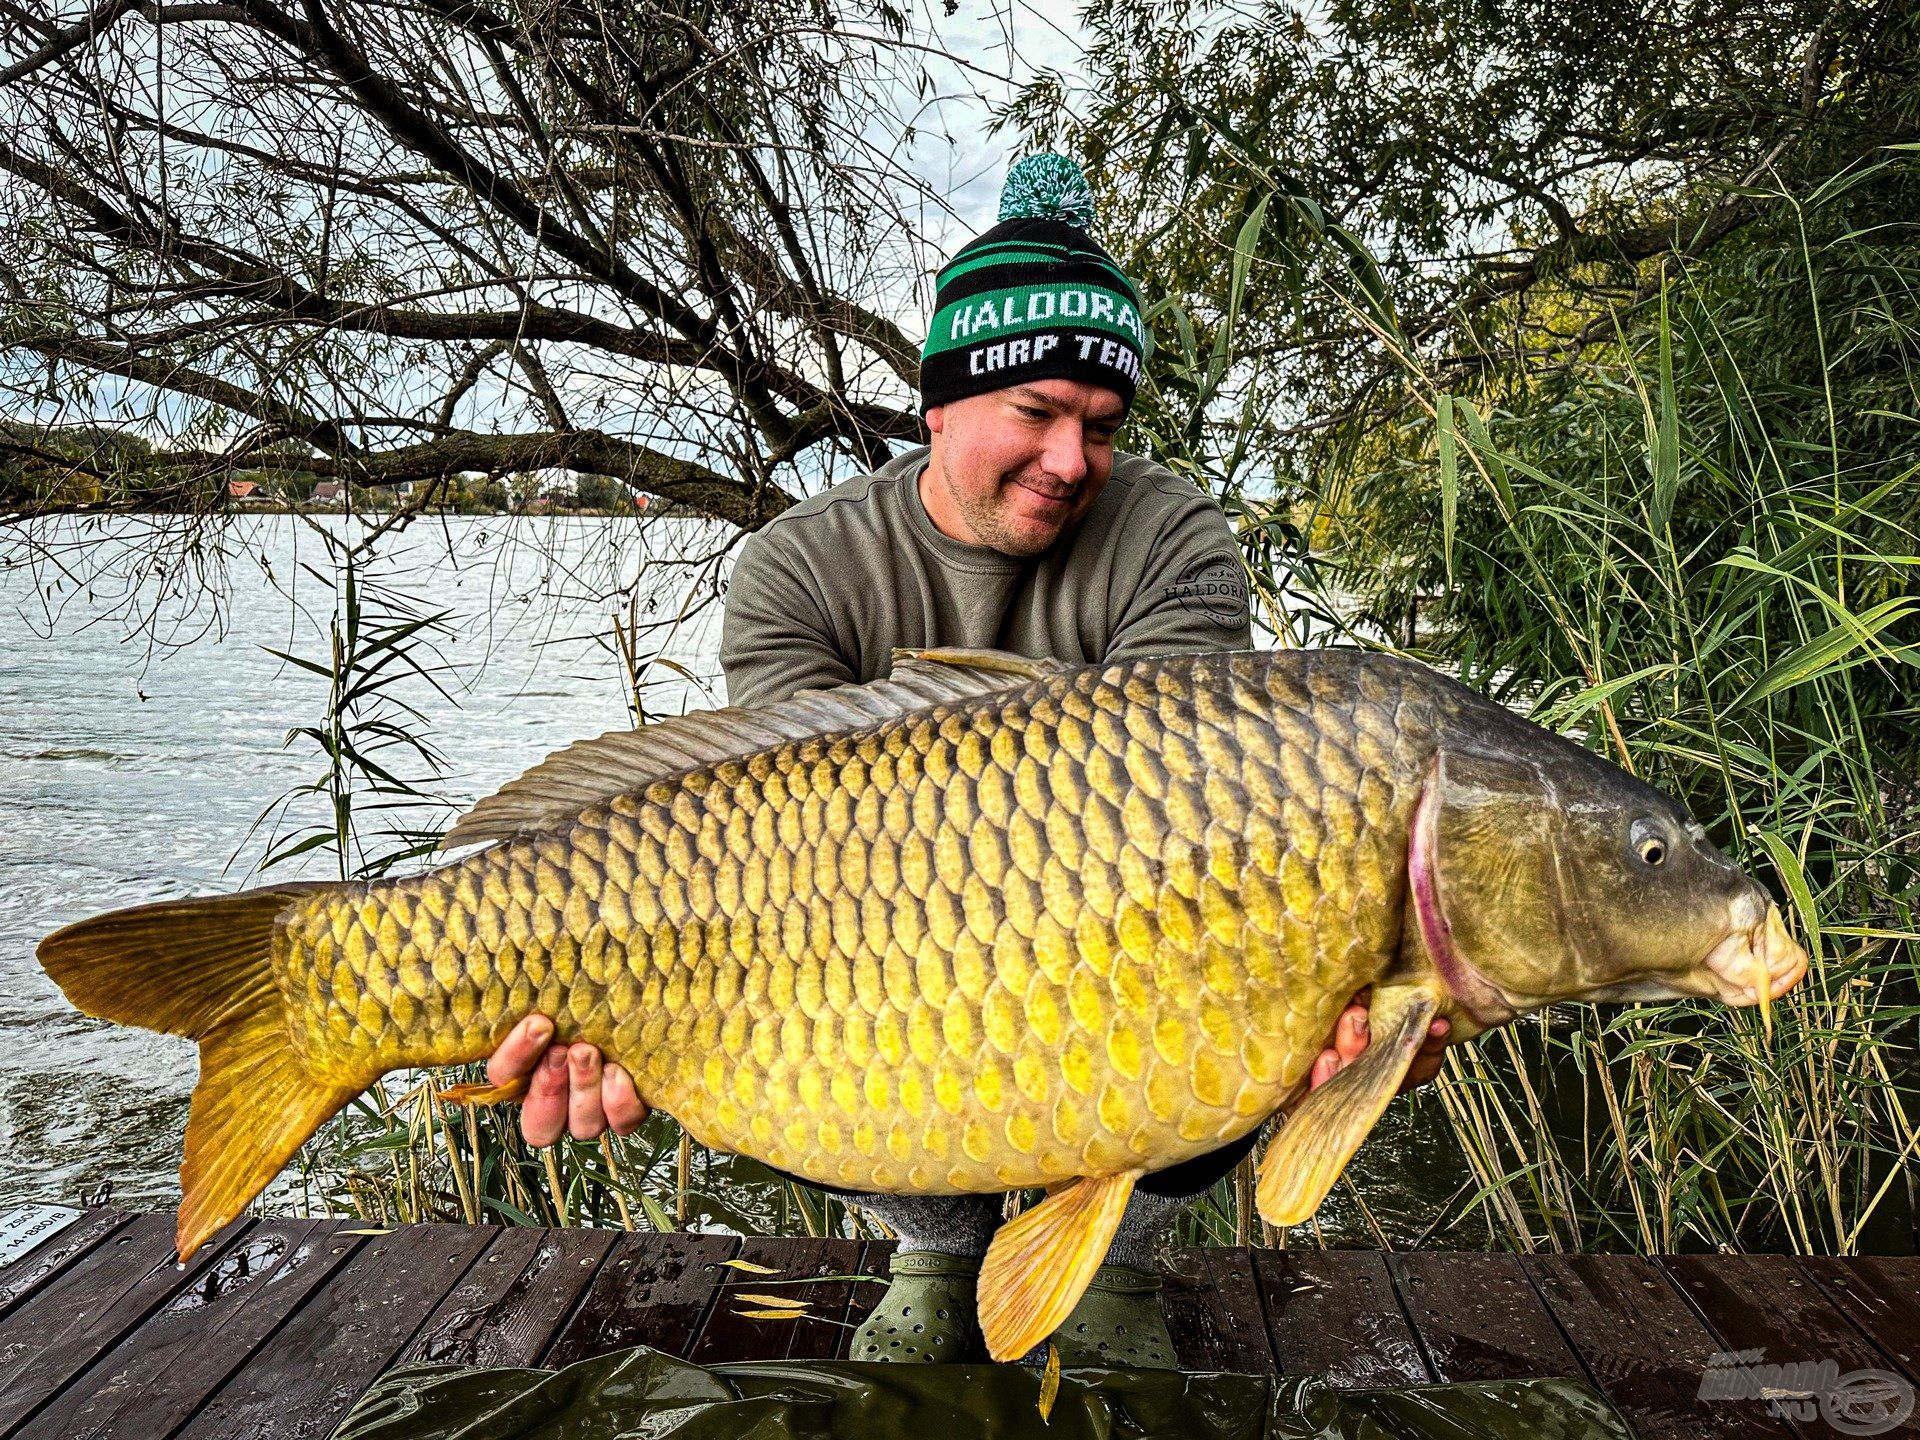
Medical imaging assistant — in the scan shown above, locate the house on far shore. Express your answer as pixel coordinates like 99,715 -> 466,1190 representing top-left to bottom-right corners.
311,480 -> 344,505
226,478 -> 267,502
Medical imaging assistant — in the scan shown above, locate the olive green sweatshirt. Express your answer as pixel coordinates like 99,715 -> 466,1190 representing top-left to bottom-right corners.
720,446 -> 1251,707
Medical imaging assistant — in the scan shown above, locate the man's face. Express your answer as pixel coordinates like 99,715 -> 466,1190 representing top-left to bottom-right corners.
920,378 -> 1125,556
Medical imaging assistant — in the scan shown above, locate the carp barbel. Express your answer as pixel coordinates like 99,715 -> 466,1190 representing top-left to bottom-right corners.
40,648 -> 1807,1360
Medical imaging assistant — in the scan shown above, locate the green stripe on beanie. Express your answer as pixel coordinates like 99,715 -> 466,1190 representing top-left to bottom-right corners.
920,155 -> 1149,414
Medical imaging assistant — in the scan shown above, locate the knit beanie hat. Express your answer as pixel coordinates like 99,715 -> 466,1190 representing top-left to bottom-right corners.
919,154 -> 1151,414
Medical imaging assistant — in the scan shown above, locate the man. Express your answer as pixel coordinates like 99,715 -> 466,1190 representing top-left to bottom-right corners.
484,155 -> 1447,1364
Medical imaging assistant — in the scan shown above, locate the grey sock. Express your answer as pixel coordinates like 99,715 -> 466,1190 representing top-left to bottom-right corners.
853,1186 -> 1186,1271
1104,1190 -> 1185,1270
849,1192 -> 1002,1256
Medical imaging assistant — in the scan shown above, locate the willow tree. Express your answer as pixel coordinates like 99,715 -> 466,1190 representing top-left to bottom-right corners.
0,0 -> 943,529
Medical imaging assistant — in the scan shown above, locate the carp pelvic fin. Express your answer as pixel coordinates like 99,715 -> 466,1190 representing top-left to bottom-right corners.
1256,986 -> 1439,1229
977,1170 -> 1139,1363
37,886 -> 357,1260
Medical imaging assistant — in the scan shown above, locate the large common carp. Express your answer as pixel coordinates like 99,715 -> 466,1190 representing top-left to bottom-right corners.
40,648 -> 1806,1359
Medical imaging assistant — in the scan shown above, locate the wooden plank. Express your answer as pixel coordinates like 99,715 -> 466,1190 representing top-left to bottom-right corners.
0,1213 -> 251,1432
690,1236 -> 862,1364
1799,1257 -> 1920,1384
174,1221 -> 493,1440
1252,1249 -> 1430,1387
1387,1251 -> 1583,1383
1666,1254 -> 1920,1439
774,1238 -> 868,1361
15,1219 -> 361,1440
840,1239 -> 894,1335
401,1226 -> 618,1369
783,1237 -> 867,1361
542,1231 -> 738,1368
1161,1247 -> 1235,1372
0,1210 -> 129,1322
1526,1254 -> 1797,1440
1159,1248 -> 1275,1374
1201,1248 -> 1279,1374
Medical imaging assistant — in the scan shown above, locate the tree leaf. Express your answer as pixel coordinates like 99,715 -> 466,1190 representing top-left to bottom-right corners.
1038,1342 -> 1062,1422
1726,598 -> 1918,713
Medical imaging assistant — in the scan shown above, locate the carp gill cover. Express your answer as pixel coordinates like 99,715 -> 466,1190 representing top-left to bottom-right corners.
39,648 -> 1808,1359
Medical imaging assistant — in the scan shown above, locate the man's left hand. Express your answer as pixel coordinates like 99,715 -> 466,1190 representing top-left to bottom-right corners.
1305,987 -> 1450,1096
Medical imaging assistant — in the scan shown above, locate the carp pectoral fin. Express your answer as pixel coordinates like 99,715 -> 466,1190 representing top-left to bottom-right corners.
1256,986 -> 1439,1229
978,1170 -> 1140,1363
36,884 -> 359,1261
437,1075 -> 531,1107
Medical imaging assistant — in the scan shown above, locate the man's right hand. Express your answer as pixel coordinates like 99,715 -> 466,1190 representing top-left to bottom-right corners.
487,1015 -> 649,1146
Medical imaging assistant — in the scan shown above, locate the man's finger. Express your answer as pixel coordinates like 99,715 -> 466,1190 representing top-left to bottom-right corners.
1309,1049 -> 1341,1091
603,1063 -> 649,1136
1398,1018 -> 1453,1094
568,1043 -> 607,1141
521,1044 -> 570,1147
1334,1002 -> 1369,1064
486,1013 -> 554,1088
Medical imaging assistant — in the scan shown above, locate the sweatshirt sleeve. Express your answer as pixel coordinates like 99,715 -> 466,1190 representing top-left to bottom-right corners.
1104,489 -> 1254,662
720,529 -> 858,707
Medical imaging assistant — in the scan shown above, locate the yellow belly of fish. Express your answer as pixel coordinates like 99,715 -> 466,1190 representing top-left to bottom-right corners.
639,949 -> 1365,1194
273,655 -> 1419,1193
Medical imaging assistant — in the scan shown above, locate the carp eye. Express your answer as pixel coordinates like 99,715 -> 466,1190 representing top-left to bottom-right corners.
1631,818 -> 1669,867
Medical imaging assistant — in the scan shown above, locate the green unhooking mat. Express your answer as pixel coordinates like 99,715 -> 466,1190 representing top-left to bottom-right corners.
330,1348 -> 1631,1440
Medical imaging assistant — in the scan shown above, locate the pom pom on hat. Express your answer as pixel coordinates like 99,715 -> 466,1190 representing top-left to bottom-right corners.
998,153 -> 1096,231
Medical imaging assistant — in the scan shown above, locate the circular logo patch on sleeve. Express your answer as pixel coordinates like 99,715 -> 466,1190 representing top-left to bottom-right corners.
1165,551 -> 1249,627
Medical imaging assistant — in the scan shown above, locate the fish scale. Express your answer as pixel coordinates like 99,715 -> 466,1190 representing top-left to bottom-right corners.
271,650 -> 1450,1195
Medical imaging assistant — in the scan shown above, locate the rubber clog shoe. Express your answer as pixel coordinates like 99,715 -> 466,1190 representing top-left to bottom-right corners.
1048,1263 -> 1178,1369
848,1251 -> 988,1362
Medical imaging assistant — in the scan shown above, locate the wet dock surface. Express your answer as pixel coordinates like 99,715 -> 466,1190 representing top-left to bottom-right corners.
0,1210 -> 1913,1438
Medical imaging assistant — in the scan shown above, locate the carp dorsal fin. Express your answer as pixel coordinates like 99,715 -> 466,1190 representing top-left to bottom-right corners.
442,648 -> 1071,850
1255,983 -> 1439,1228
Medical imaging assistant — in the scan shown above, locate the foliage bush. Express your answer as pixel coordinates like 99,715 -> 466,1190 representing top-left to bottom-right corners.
1023,1 -> 1920,1253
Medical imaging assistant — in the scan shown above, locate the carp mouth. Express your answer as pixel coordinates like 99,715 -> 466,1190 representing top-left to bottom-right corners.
1693,899 -> 1809,1037
1584,897 -> 1809,1040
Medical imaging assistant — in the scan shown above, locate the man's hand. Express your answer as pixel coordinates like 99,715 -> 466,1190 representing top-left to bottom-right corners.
1305,988 -> 1450,1096
486,1015 -> 648,1146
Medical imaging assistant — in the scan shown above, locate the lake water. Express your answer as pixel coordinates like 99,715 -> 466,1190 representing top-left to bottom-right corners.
0,513 -> 1469,1245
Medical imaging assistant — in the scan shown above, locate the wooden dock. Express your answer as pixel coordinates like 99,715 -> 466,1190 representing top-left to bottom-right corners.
0,1210 -> 1913,1439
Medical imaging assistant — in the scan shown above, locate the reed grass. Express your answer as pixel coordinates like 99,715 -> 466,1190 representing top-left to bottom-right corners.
274,152 -> 1916,1257
1266,156 -> 1920,1255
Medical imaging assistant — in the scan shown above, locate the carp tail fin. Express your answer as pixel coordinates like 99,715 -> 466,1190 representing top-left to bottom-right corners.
978,1170 -> 1139,1363
178,1002 -> 357,1262
1256,985 -> 1439,1229
37,886 -> 355,1259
